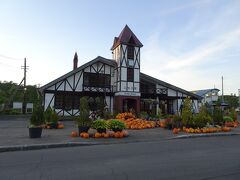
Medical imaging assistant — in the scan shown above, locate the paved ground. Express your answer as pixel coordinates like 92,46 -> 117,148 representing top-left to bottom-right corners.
0,115 -> 174,147
0,136 -> 240,180
0,115 -> 240,152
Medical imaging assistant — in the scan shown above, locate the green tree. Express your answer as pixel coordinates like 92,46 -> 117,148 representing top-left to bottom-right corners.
182,97 -> 193,127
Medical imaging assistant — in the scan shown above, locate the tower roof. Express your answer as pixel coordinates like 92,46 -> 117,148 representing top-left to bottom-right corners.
111,25 -> 143,50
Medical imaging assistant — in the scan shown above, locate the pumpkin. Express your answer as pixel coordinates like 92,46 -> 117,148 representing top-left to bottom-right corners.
94,132 -> 102,138
71,131 -> 78,137
114,131 -> 121,138
103,133 -> 109,138
57,124 -> 64,129
173,128 -> 179,134
122,130 -> 129,137
82,133 -> 89,138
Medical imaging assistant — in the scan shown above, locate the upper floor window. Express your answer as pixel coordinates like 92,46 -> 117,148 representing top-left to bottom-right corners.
83,72 -> 111,88
127,46 -> 134,59
127,68 -> 134,82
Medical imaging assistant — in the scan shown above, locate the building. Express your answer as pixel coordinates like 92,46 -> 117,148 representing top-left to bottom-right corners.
191,88 -> 220,105
40,25 -> 201,116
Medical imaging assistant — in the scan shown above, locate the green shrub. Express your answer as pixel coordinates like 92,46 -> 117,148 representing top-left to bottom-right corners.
182,97 -> 193,127
44,106 -> 53,123
172,114 -> 182,128
212,107 -> 223,125
92,119 -> 107,130
108,120 -> 126,130
51,110 -> 59,124
192,105 -> 213,128
223,116 -> 233,122
30,103 -> 44,127
75,109 -> 91,127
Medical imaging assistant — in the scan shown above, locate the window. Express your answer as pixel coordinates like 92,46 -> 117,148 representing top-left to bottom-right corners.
127,68 -> 134,82
54,94 -> 80,110
83,72 -> 111,87
127,46 -> 134,59
55,94 -> 64,109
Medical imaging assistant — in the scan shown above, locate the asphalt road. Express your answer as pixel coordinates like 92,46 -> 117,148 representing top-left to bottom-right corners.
0,136 -> 240,180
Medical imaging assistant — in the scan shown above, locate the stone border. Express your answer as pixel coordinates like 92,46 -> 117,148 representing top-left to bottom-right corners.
171,132 -> 240,139
0,142 -> 99,153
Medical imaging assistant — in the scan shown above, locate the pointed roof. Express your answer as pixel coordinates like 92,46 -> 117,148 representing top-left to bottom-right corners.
73,52 -> 78,61
111,25 -> 143,50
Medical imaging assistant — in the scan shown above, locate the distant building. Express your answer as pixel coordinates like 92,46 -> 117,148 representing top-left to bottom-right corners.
40,25 -> 201,116
192,88 -> 220,105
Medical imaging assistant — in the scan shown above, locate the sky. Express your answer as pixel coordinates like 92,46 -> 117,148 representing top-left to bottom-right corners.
0,0 -> 239,95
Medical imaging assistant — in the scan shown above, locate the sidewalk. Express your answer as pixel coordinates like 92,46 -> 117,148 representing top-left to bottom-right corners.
0,115 -> 240,152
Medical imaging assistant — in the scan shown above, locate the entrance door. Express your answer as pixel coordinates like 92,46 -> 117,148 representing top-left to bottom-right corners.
123,99 -> 137,112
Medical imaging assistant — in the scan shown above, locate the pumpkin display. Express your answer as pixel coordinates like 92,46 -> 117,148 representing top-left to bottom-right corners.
71,131 -> 78,137
173,128 -> 180,134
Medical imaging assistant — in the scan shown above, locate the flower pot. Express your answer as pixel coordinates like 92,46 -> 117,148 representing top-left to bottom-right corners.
29,127 -> 42,138
78,126 -> 90,134
112,128 -> 123,132
97,128 -> 106,133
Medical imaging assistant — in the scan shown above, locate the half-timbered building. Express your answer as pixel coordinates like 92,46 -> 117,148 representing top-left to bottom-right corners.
40,25 -> 201,116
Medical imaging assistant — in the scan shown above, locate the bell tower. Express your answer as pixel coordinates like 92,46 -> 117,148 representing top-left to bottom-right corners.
111,25 -> 143,113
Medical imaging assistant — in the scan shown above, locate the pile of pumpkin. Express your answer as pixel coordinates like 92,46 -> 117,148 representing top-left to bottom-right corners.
71,130 -> 129,139
44,122 -> 64,129
116,113 -> 157,130
172,126 -> 231,134
225,121 -> 239,128
71,119 -> 129,139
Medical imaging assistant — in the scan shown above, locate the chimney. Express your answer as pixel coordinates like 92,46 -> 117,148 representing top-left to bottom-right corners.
73,52 -> 78,70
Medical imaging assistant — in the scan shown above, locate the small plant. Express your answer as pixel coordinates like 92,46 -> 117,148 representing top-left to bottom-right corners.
182,97 -> 193,127
212,107 -> 223,125
164,118 -> 173,129
172,114 -> 182,128
51,109 -> 59,124
92,119 -> 107,130
223,116 -> 233,122
44,106 -> 53,124
29,103 -> 44,128
108,119 -> 126,131
76,109 -> 91,127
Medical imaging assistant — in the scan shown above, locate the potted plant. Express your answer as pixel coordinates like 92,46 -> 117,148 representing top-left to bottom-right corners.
50,110 -> 59,129
108,119 -> 126,132
29,103 -> 44,138
75,96 -> 92,133
76,109 -> 92,133
44,107 -> 59,129
92,119 -> 107,133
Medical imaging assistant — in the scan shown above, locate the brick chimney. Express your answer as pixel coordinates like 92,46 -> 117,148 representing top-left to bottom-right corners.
73,52 -> 78,70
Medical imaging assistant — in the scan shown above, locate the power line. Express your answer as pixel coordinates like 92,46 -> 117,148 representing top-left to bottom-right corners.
0,54 -> 22,61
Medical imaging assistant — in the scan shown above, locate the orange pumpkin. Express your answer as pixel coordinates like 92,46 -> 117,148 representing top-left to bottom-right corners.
82,133 -> 89,138
114,131 -> 121,138
173,128 -> 179,134
71,131 -> 78,137
122,130 -> 129,137
94,132 -> 102,138
103,133 -> 109,138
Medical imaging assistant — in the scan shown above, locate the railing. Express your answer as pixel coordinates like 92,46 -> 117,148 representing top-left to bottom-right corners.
83,85 -> 114,93
141,88 -> 168,95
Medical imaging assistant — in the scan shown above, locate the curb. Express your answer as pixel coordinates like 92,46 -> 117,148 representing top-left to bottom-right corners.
0,142 -> 99,153
170,132 -> 240,139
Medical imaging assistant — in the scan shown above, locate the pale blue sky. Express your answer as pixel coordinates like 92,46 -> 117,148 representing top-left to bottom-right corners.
0,0 -> 239,95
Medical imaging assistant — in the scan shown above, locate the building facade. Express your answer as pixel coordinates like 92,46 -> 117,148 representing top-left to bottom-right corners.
40,25 -> 201,116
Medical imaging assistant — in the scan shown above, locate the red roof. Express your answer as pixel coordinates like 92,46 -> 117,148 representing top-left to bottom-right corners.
111,25 -> 143,50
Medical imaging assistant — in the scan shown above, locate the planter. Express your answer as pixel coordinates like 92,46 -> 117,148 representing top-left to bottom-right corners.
78,126 -> 90,134
112,128 -> 123,132
29,127 -> 42,138
97,128 -> 106,133
50,123 -> 58,129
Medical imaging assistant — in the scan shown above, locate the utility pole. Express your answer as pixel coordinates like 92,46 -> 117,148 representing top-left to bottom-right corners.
21,58 -> 29,114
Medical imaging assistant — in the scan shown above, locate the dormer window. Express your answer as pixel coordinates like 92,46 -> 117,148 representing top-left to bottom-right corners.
127,45 -> 134,59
